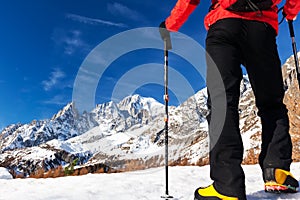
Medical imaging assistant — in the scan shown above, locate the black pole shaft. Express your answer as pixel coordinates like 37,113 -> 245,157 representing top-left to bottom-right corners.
161,34 -> 173,200
288,20 -> 300,89
164,44 -> 170,196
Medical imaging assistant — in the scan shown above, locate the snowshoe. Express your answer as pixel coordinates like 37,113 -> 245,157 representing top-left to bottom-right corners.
264,168 -> 299,193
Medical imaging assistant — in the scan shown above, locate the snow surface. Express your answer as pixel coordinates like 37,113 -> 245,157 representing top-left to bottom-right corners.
0,167 -> 12,180
1,163 -> 300,200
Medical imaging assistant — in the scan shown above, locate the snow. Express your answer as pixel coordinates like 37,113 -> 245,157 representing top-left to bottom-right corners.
241,126 -> 261,152
20,146 -> 56,160
1,163 -> 300,200
0,168 -> 13,180
46,122 -> 167,163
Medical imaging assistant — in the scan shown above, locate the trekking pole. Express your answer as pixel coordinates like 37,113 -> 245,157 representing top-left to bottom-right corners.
161,29 -> 173,200
288,20 -> 300,89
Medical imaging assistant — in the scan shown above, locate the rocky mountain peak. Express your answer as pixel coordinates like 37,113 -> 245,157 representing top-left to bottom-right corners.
51,102 -> 78,121
118,94 -> 152,111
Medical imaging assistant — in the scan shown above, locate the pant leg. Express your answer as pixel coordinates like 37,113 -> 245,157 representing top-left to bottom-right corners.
241,21 -> 293,171
206,19 -> 246,199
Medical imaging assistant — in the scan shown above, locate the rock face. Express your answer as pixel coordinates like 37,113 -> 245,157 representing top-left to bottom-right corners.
240,53 -> 300,164
282,53 -> 300,162
0,53 -> 300,176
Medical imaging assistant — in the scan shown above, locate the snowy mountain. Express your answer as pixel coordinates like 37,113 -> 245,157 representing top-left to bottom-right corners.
0,102 -> 97,151
1,54 -> 300,177
0,95 -> 167,175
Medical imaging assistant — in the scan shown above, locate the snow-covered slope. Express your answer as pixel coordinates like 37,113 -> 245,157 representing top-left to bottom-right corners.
0,163 -> 299,200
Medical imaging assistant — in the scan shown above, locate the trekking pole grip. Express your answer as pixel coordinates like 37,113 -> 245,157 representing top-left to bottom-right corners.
164,37 -> 172,52
288,20 -> 295,38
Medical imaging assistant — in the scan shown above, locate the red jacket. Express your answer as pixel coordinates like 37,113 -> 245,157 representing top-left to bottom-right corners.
165,0 -> 300,34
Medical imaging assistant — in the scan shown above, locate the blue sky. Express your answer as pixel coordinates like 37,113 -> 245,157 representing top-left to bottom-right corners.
0,0 -> 299,130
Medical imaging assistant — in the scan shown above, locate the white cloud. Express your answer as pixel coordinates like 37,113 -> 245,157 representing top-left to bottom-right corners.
42,68 -> 65,91
66,13 -> 127,28
107,2 -> 145,22
64,30 -> 85,55
52,29 -> 89,55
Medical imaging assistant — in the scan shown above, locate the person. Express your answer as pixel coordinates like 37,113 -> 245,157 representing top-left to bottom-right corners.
159,0 -> 300,199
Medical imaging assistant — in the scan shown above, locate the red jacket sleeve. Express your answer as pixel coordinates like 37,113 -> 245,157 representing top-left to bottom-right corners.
284,0 -> 300,20
165,0 -> 200,31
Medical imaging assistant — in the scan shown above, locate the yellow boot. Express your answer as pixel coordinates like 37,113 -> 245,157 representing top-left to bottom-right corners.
264,168 -> 299,193
194,184 -> 238,200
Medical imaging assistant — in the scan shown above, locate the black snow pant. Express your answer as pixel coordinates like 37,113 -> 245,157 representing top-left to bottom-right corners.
205,18 -> 293,199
